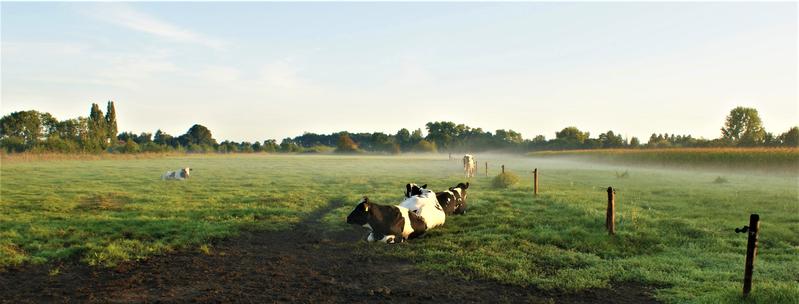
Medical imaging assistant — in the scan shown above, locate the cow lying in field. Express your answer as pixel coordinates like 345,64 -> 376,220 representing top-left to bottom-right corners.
162,168 -> 191,180
399,184 -> 446,229
436,182 -> 469,215
347,197 -> 427,243
404,183 -> 427,198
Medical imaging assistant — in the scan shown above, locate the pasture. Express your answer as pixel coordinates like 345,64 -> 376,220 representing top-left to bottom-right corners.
1,154 -> 797,303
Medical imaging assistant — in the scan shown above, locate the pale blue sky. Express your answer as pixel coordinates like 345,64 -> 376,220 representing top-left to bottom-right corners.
2,2 -> 797,142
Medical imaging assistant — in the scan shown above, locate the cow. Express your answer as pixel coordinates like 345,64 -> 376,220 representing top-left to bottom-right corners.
347,196 -> 427,243
463,154 -> 476,178
162,167 -> 191,180
436,182 -> 470,215
404,183 -> 428,198
398,186 -> 446,229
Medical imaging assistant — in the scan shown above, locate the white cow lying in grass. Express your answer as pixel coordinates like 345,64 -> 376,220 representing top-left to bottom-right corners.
399,184 -> 446,230
162,167 -> 191,180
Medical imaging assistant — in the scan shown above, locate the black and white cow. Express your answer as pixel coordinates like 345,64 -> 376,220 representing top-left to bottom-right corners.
436,182 -> 469,215
399,185 -> 446,229
162,167 -> 191,180
404,183 -> 428,198
347,197 -> 427,243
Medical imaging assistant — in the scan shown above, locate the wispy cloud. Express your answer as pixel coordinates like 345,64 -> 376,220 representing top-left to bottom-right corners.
87,3 -> 224,49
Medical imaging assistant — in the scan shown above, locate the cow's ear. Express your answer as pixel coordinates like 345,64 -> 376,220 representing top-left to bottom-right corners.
361,196 -> 370,211
421,184 -> 427,189
464,182 -> 470,189
406,184 -> 412,193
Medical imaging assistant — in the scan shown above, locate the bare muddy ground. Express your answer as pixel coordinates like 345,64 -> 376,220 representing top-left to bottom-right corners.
0,201 -> 660,303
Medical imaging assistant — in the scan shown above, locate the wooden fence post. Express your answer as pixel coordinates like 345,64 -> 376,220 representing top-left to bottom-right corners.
606,187 -> 615,235
533,168 -> 539,196
485,162 -> 488,176
501,165 -> 505,174
736,214 -> 760,296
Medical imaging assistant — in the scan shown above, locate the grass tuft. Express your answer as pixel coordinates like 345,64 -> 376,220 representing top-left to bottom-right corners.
492,172 -> 520,188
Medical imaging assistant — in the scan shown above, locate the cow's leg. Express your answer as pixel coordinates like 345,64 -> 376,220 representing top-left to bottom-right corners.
367,232 -> 376,242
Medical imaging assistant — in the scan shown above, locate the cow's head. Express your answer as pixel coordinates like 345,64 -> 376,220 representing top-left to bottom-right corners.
449,182 -> 470,214
404,183 -> 428,198
181,167 -> 192,178
346,196 -> 371,226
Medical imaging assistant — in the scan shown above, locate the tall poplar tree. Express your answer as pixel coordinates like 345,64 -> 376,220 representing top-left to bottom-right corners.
88,103 -> 107,150
105,101 -> 118,144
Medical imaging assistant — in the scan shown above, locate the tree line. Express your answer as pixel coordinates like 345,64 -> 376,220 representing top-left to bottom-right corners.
1,103 -> 797,154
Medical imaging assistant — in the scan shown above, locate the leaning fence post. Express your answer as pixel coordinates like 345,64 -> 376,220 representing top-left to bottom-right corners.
485,162 -> 488,176
501,165 -> 505,174
736,214 -> 760,296
533,168 -> 539,196
606,187 -> 615,235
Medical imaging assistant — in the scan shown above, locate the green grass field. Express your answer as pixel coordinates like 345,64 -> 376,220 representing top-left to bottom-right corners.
1,154 -> 798,303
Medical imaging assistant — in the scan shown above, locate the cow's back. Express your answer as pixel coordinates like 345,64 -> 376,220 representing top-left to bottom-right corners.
399,195 -> 445,229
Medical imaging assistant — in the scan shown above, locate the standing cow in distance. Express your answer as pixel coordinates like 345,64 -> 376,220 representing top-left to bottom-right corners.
162,167 -> 191,180
463,154 -> 476,178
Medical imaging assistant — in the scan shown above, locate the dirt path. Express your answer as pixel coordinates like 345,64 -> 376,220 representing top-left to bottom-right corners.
0,201 -> 660,303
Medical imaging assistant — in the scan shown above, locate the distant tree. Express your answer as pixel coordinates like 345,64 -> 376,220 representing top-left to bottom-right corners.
412,139 -> 437,153
105,101 -> 118,143
122,138 -> 140,153
598,130 -> 624,148
279,138 -> 301,152
556,127 -> 589,143
263,139 -> 279,152
778,126 -> 799,147
369,132 -> 395,153
153,129 -> 175,147
54,118 -> 88,144
239,141 -> 254,153
217,140 -> 239,153
0,110 -> 50,149
721,107 -> 766,146
395,128 -> 411,150
117,131 -> 137,143
178,124 -> 216,147
251,141 -> 263,152
494,129 -> 523,147
629,137 -> 641,147
87,103 -> 107,150
410,128 -> 424,144
136,132 -> 152,144
425,121 -> 459,151
335,133 -> 359,153
551,126 -> 589,149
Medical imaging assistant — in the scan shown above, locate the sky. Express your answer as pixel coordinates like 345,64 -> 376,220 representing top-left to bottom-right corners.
2,2 -> 797,142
